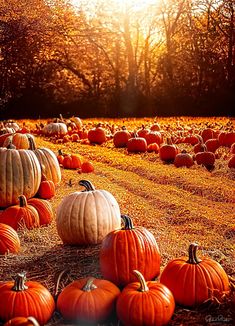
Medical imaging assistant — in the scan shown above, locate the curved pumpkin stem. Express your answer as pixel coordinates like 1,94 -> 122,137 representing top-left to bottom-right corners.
82,278 -> 98,292
12,272 -> 28,291
79,180 -> 96,191
54,269 -> 69,300
6,139 -> 16,150
133,270 -> 149,292
19,195 -> 27,208
27,317 -> 40,326
121,215 -> 134,230
28,136 -> 36,150
187,243 -> 202,264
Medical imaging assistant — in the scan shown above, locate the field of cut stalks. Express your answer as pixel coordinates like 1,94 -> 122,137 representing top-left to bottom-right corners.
0,116 -> 234,326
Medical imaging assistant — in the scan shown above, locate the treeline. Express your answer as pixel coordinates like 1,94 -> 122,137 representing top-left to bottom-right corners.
0,0 -> 234,118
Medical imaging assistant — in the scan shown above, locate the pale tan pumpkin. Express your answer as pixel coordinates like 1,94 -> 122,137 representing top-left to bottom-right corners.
29,141 -> 61,185
42,122 -> 67,137
56,180 -> 121,245
0,146 -> 41,207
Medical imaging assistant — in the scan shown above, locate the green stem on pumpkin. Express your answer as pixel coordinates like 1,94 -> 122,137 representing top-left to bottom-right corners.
82,278 -> 98,292
133,270 -> 149,292
79,180 -> 96,191
187,243 -> 202,264
121,215 -> 134,230
12,272 -> 28,291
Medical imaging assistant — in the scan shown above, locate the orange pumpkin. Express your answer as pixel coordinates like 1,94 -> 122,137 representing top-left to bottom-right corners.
127,136 -> 147,153
0,223 -> 20,255
205,138 -> 220,153
117,270 -> 175,326
37,174 -> 55,199
3,133 -> 35,150
159,139 -> 178,163
0,195 -> 40,230
195,151 -> 215,168
88,124 -> 107,144
57,277 -> 120,323
100,215 -> 161,287
113,127 -> 131,148
160,243 -> 230,307
174,150 -> 194,168
63,154 -> 82,169
0,272 -> 55,324
28,198 -> 54,226
81,161 -> 94,173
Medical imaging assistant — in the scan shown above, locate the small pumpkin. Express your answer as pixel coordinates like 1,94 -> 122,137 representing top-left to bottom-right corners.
88,124 -> 107,144
0,195 -> 40,230
195,151 -> 215,169
127,135 -> 147,153
81,161 -> 94,173
117,270 -> 175,326
37,174 -> 55,199
144,131 -> 162,145
4,317 -> 39,326
0,272 -> 55,324
113,127 -> 131,148
100,215 -> 161,287
159,138 -> 178,163
56,180 -> 121,245
174,150 -> 194,168
57,276 -> 120,323
0,223 -> 20,255
63,154 -> 82,169
147,142 -> 159,153
201,128 -> 214,142
160,243 -> 230,307
28,198 -> 54,226
3,133 -> 35,150
205,138 -> 220,153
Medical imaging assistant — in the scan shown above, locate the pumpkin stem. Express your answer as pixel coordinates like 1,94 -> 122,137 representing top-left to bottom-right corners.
79,180 -> 96,191
58,149 -> 64,156
54,269 -> 69,300
121,215 -> 134,230
133,270 -> 149,292
27,317 -> 40,326
187,243 -> 202,264
82,278 -> 98,292
6,139 -> 16,150
12,272 -> 28,291
28,136 -> 36,150
19,195 -> 27,208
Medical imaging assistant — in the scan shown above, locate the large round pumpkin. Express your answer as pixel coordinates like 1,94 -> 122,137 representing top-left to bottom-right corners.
160,243 -> 230,307
42,122 -> 67,137
56,180 -> 121,245
57,277 -> 120,323
117,270 -> 175,326
100,215 -> 161,287
0,223 -> 21,255
0,146 -> 41,208
0,272 -> 55,324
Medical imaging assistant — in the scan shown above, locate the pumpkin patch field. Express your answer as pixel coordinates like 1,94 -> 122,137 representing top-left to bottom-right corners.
0,116 -> 234,326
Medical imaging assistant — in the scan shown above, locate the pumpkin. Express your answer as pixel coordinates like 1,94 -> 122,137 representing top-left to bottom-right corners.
174,150 -> 194,168
88,124 -> 107,144
137,125 -> 150,138
183,135 -> 199,146
195,151 -> 215,168
205,138 -> 220,153
100,215 -> 161,287
29,140 -> 61,184
0,195 -> 40,230
4,317 -> 39,326
71,116 -> 83,130
28,198 -> 54,226
116,270 -> 175,326
0,132 -> 14,147
37,174 -> 55,199
3,134 -> 35,150
0,272 -> 55,324
0,145 -> 41,207
57,149 -> 65,165
159,139 -> 178,163
150,123 -> 161,131
113,127 -> 131,148
56,180 -> 121,245
0,223 -> 20,255
201,128 -> 214,143
144,131 -> 162,145
228,154 -> 235,169
42,122 -> 68,137
160,243 -> 230,307
70,133 -> 80,142
81,161 -> 94,173
147,142 -> 159,153
127,136 -> 147,153
218,132 -> 235,147
57,277 -> 120,323
63,154 -> 82,169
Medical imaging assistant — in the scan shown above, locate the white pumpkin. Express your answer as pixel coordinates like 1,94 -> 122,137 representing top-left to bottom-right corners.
42,122 -> 67,137
56,180 -> 121,245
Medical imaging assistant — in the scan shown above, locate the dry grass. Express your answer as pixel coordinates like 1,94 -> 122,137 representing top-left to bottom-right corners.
0,117 -> 235,326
